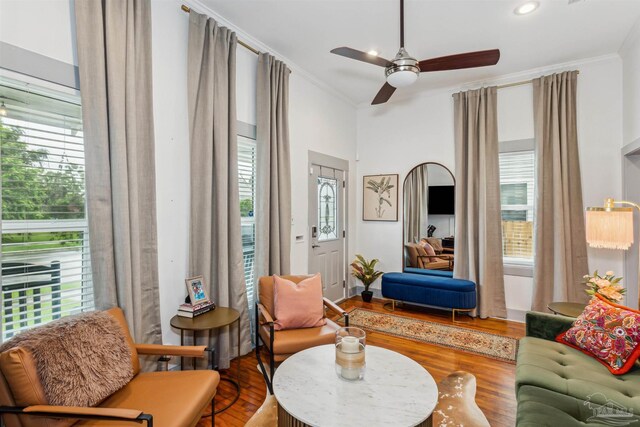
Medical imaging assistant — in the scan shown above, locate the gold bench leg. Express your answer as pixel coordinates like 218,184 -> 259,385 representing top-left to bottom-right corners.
383,299 -> 396,312
452,308 -> 474,323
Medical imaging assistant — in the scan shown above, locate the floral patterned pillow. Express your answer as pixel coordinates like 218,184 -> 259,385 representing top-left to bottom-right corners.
557,294 -> 640,375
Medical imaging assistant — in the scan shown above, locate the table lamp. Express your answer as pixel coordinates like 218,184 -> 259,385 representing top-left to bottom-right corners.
585,198 -> 639,307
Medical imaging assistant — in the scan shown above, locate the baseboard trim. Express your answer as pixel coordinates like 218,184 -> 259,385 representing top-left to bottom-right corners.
352,286 -> 383,298
506,309 -> 527,323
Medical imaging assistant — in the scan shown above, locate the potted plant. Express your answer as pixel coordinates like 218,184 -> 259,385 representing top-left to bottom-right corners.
584,270 -> 626,303
351,254 -> 384,303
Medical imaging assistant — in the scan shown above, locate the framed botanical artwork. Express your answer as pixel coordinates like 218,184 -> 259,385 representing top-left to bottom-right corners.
363,174 -> 399,221
185,275 -> 210,305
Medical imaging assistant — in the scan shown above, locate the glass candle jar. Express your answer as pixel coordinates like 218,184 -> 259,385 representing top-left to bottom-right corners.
335,327 -> 366,381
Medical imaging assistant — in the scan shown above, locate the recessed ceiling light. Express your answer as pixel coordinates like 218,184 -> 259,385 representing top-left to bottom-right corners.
514,1 -> 539,15
367,50 -> 379,56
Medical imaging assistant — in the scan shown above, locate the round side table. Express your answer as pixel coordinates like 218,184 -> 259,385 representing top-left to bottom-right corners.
170,307 -> 240,414
547,302 -> 586,318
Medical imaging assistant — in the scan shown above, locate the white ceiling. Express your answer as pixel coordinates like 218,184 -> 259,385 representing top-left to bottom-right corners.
202,0 -> 640,105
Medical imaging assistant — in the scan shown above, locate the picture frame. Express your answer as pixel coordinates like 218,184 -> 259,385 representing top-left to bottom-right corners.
363,174 -> 399,221
185,275 -> 210,305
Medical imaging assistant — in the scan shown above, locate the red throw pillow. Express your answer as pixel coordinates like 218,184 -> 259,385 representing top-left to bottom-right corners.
273,274 -> 326,331
557,294 -> 640,374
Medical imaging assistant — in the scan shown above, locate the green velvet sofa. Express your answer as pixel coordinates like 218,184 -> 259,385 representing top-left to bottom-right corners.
516,311 -> 640,426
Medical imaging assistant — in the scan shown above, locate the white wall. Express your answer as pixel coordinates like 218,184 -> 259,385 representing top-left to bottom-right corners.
0,0 -> 357,346
0,0 -> 77,66
621,22 -> 640,145
289,75 -> 358,275
0,0 -> 631,325
357,90 -> 456,287
621,20 -> 640,310
150,0 -> 191,346
151,0 -> 357,345
356,55 -> 624,320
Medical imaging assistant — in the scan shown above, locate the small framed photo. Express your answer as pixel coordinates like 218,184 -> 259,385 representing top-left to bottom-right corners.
363,174 -> 399,221
185,275 -> 210,305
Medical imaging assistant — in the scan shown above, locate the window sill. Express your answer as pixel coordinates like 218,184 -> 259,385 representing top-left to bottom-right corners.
504,263 -> 533,278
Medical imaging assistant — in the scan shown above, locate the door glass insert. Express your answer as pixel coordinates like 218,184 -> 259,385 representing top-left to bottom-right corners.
317,176 -> 338,241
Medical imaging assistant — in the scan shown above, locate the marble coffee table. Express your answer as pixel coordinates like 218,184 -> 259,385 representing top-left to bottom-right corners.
273,344 -> 438,427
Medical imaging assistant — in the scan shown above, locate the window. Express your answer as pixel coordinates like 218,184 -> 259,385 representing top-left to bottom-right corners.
317,176 -> 338,241
499,147 -> 534,265
0,75 -> 93,341
237,135 -> 256,318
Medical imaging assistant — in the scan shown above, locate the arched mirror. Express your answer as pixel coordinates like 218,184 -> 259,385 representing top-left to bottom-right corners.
403,162 -> 455,271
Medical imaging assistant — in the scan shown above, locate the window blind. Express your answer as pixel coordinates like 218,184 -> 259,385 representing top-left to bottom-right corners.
0,76 -> 93,341
238,136 -> 256,322
499,150 -> 535,262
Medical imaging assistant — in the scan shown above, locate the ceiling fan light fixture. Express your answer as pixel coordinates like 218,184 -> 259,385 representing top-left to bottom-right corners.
386,69 -> 418,88
329,0 -> 501,105
514,1 -> 539,15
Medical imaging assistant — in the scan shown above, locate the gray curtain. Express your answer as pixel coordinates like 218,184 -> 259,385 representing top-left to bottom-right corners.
74,0 -> 162,348
453,87 -> 507,319
404,165 -> 428,244
532,71 -> 589,310
255,53 -> 292,279
187,11 -> 252,368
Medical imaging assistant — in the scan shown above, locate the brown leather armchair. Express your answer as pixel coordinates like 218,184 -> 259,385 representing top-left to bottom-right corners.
405,243 -> 453,270
0,308 -> 219,427
255,275 -> 349,393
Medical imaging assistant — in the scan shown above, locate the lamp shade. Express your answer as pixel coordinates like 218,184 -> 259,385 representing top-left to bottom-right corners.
585,207 -> 634,250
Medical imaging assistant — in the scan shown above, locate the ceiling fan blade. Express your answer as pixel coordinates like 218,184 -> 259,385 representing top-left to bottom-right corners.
372,83 -> 397,105
419,49 -> 500,72
331,47 -> 394,68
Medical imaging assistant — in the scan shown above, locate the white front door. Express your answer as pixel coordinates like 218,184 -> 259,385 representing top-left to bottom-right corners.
309,164 -> 345,301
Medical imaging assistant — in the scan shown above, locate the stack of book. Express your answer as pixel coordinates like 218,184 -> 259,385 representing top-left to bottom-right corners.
177,301 -> 216,318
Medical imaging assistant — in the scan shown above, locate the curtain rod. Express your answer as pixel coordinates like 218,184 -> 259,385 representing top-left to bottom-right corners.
180,4 -> 261,55
497,70 -> 580,90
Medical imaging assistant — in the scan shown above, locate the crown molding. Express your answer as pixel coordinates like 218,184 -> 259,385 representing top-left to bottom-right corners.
458,53 -> 620,90
184,0 -> 356,108
620,16 -> 640,57
357,53 -> 621,109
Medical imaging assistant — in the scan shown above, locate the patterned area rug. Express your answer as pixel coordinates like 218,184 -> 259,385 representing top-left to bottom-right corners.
342,308 -> 518,362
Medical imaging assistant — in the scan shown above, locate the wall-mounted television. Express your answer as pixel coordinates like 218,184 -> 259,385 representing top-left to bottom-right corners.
428,185 -> 455,215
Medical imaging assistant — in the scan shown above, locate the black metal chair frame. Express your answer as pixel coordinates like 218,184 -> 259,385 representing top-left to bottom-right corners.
255,302 -> 349,395
0,407 -> 155,426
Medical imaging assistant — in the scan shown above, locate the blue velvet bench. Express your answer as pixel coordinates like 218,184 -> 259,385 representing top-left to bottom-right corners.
403,267 -> 453,278
381,272 -> 476,321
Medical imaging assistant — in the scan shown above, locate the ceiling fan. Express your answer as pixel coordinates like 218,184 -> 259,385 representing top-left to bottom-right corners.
330,0 -> 501,105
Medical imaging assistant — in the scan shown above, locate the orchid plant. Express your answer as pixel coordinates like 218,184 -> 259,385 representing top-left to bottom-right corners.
584,270 -> 626,303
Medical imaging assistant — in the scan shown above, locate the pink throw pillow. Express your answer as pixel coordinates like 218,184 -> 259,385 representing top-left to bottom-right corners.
273,274 -> 326,331
422,242 -> 437,257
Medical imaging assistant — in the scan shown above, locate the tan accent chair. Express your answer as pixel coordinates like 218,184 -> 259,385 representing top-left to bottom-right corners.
0,308 -> 219,427
425,237 -> 455,256
405,243 -> 453,270
255,275 -> 348,393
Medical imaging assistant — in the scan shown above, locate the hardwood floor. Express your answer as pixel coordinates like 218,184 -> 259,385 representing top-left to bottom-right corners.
198,297 -> 525,427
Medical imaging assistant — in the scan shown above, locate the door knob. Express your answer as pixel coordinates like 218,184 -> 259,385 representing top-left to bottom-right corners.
312,243 -> 320,249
